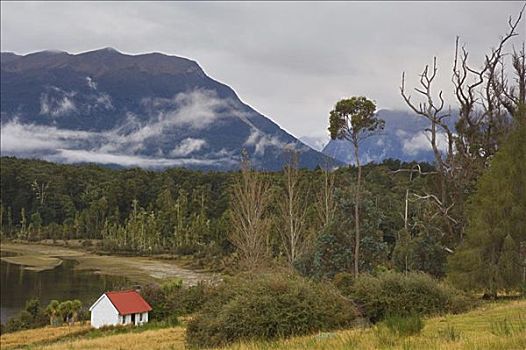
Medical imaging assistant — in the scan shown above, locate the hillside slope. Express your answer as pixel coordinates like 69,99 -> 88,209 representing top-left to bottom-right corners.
1,48 -> 337,170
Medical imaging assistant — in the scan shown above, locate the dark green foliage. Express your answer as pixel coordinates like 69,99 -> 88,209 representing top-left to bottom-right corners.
328,97 -> 384,142
140,280 -> 212,321
448,124 -> 526,295
309,224 -> 354,278
392,228 -> 448,277
3,298 -> 48,333
1,156 -> 477,281
333,272 -> 355,291
382,314 -> 424,336
186,272 -> 359,348
346,272 -> 474,322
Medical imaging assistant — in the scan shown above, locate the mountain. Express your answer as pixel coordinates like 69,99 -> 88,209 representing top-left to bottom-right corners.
1,48 -> 339,170
322,110 -> 456,165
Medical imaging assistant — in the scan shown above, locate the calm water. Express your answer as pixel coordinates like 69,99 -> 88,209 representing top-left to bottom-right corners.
0,256 -> 131,324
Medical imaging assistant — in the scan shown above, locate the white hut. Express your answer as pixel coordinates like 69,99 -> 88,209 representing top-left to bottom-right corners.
89,290 -> 152,328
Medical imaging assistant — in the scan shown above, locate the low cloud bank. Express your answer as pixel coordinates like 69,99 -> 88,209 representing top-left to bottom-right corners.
1,89 -> 301,168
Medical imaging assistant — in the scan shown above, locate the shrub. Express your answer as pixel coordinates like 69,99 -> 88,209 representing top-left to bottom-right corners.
186,271 -> 359,348
3,298 -> 48,333
382,314 -> 424,336
347,271 -> 474,322
333,272 -> 354,291
140,280 -> 212,321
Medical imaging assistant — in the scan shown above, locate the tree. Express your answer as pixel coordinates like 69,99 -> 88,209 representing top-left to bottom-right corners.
315,163 -> 336,231
45,300 -> 60,326
70,300 -> 82,323
328,96 -> 385,276
400,7 -> 525,242
229,153 -> 272,270
29,212 -> 42,240
448,123 -> 526,296
278,150 -> 310,266
58,300 -> 73,324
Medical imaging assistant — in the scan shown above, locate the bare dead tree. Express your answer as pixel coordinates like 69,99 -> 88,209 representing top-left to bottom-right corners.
400,61 -> 457,238
391,164 -> 437,231
229,153 -> 272,270
453,6 -> 524,167
278,149 -> 310,266
315,160 -> 336,231
400,6 -> 525,241
31,180 -> 49,206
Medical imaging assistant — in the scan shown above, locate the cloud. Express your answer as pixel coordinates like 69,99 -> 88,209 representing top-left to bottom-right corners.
93,93 -> 113,110
141,89 -> 244,131
1,2 -> 522,140
0,89 -> 248,168
86,76 -> 97,90
46,149 -> 234,168
299,135 -> 328,152
39,87 -> 77,117
95,89 -> 245,154
400,130 -> 449,156
0,119 -> 98,152
0,120 -> 235,168
245,128 -> 299,156
170,138 -> 207,156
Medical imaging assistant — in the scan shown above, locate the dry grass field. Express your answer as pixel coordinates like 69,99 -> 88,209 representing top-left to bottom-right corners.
225,300 -> 526,350
0,323 -> 91,350
1,300 -> 524,350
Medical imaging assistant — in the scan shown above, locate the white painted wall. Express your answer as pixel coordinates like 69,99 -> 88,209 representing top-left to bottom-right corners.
135,312 -> 149,325
89,294 -> 150,328
89,295 -> 120,328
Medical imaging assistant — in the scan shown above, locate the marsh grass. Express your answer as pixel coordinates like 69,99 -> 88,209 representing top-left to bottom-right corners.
382,314 -> 424,337
490,315 -> 526,336
438,323 -> 462,341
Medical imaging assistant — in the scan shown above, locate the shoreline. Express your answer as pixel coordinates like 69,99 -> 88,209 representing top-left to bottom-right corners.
0,241 -> 219,285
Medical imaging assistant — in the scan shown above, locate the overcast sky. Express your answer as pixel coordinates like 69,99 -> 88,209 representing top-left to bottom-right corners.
1,1 -> 524,140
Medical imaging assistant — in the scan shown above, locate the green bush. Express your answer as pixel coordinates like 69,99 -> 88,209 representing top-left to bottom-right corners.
141,280 -> 212,321
382,314 -> 424,336
3,298 -> 48,333
186,271 -> 359,348
347,271 -> 474,322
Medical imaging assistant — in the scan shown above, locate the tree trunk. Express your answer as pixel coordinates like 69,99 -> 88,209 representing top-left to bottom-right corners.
354,142 -> 361,277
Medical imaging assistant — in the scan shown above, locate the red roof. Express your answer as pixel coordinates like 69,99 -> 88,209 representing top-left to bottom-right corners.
105,290 -> 152,315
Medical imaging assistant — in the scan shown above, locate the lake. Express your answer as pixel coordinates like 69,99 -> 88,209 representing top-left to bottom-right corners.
0,255 -> 131,324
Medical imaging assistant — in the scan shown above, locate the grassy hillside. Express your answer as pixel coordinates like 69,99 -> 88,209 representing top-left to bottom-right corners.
1,300 -> 524,350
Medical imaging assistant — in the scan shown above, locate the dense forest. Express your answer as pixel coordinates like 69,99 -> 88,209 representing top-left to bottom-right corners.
0,156 -> 442,274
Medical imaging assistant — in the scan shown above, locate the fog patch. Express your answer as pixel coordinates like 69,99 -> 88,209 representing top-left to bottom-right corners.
401,130 -> 449,156
170,138 -> 207,157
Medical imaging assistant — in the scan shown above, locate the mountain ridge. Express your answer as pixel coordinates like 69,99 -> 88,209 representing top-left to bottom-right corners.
1,48 -> 338,170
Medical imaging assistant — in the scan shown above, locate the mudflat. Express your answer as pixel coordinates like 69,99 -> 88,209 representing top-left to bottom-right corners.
0,241 -> 218,285
0,255 -> 62,272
